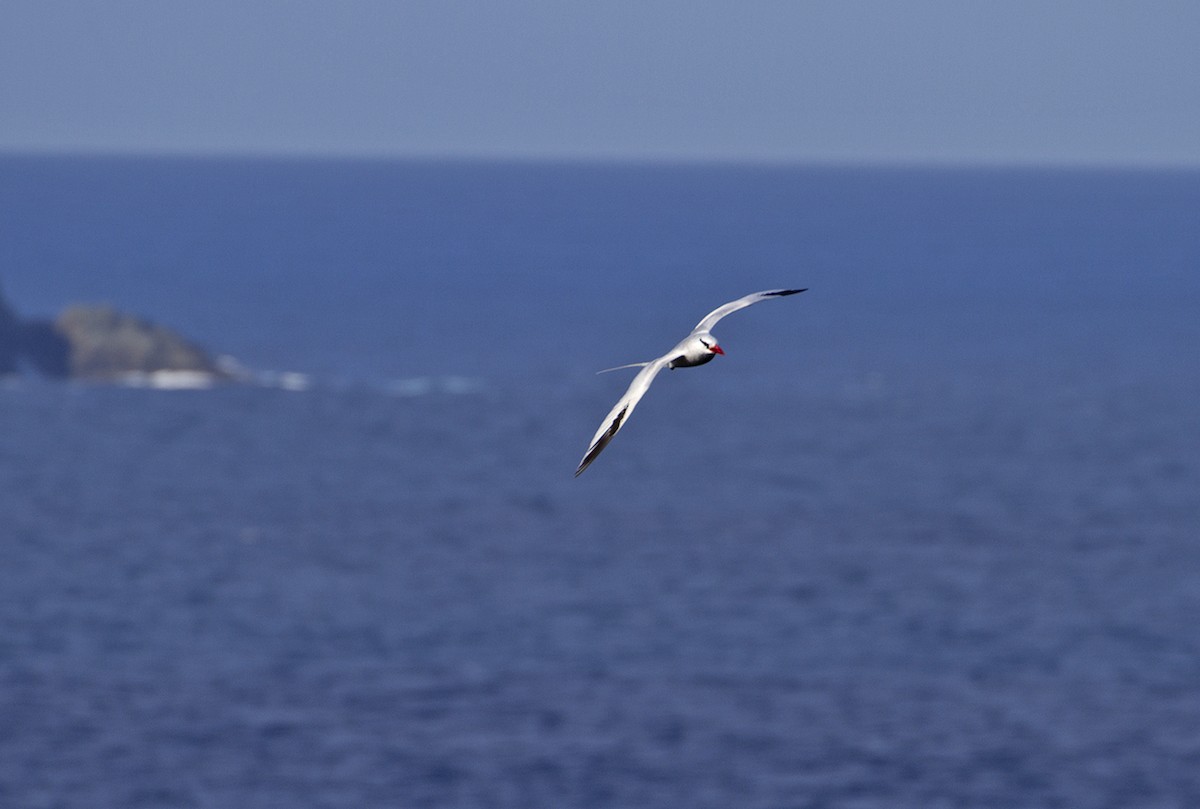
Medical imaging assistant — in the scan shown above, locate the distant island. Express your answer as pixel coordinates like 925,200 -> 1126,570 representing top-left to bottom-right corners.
1,283 -> 232,387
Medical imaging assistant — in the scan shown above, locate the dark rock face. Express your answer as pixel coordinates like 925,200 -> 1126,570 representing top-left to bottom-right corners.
55,306 -> 224,380
0,286 -> 18,374
19,320 -> 72,377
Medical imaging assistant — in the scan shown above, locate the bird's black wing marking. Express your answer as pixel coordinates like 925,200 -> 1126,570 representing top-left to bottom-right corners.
692,288 -> 808,333
574,404 -> 628,476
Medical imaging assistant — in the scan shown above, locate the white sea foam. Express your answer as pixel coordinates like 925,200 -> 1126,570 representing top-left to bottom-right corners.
385,376 -> 484,396
119,370 -> 218,390
385,377 -> 434,397
254,370 -> 313,391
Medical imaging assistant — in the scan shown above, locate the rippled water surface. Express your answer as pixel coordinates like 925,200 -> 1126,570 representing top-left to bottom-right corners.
2,157 -> 1199,807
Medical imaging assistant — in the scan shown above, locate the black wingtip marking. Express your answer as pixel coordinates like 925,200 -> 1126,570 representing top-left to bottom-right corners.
769,288 -> 807,297
610,405 -> 629,435
574,404 -> 630,477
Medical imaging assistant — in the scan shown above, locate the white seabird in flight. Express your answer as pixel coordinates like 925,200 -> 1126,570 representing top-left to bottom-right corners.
575,288 -> 807,476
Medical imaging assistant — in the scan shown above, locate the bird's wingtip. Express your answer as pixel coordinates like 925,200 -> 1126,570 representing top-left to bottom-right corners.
574,447 -> 597,477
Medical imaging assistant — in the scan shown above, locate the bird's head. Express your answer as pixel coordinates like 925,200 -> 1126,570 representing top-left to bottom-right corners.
697,335 -> 724,356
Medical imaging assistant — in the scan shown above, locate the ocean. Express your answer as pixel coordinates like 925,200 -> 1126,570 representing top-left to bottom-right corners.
1,155 -> 1199,807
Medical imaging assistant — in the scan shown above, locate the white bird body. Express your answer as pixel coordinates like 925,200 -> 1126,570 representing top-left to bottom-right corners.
575,288 -> 806,476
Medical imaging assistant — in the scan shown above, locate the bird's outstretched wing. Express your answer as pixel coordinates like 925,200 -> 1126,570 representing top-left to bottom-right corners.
575,356 -> 671,476
691,288 -> 807,334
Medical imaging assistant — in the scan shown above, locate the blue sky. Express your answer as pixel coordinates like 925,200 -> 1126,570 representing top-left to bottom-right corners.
2,1 -> 1198,164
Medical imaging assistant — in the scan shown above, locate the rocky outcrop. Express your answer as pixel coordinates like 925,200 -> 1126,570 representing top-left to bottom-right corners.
18,320 -> 72,377
0,284 -> 228,383
0,286 -> 18,374
55,305 -> 225,381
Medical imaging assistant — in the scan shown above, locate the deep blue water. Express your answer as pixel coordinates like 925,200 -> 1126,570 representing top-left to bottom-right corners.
2,155 -> 1199,807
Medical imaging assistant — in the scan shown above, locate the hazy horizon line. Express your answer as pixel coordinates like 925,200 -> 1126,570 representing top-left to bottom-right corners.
3,144 -> 1200,173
